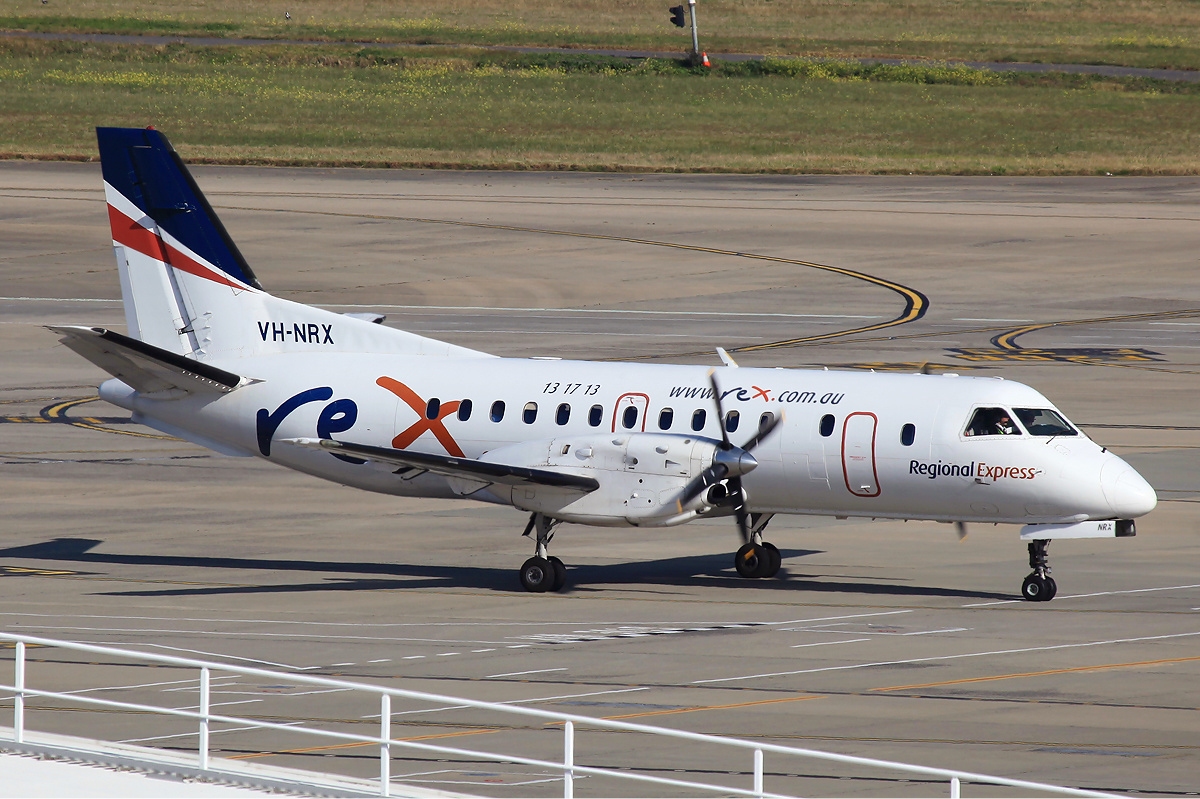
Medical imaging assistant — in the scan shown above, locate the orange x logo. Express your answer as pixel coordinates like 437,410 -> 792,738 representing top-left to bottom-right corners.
376,376 -> 465,457
751,385 -> 771,402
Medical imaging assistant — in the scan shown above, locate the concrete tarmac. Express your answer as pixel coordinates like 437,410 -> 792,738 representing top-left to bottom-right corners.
1,163 -> 1199,796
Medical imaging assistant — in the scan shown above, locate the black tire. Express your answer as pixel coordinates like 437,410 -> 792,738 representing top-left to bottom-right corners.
520,556 -> 554,593
760,542 -> 781,578
735,543 -> 763,578
549,556 -> 567,592
1043,576 -> 1057,601
1021,573 -> 1047,601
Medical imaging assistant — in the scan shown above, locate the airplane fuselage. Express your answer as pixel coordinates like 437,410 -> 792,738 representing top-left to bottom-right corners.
100,354 -> 1156,528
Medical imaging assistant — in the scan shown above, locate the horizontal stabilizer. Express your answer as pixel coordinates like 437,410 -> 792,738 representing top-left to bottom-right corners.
287,438 -> 600,493
48,325 -> 252,397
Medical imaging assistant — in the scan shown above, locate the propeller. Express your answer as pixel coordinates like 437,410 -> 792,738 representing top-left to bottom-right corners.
676,369 -> 782,543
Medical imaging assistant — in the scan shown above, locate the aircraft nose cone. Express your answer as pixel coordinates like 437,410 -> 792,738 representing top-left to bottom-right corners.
1101,460 -> 1157,518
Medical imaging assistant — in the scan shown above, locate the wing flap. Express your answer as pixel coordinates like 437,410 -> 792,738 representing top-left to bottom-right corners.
288,438 -> 600,493
48,325 -> 250,396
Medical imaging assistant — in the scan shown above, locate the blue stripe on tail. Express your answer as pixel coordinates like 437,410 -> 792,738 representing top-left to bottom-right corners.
96,127 -> 263,290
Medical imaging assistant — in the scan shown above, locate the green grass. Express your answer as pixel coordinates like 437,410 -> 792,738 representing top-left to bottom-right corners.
1,41 -> 1198,174
3,0 -> 1200,70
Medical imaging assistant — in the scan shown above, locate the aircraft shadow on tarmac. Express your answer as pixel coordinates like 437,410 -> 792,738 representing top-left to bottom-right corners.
0,538 -> 1013,601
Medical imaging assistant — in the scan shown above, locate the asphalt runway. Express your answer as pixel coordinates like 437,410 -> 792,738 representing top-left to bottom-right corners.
1,163 -> 1199,796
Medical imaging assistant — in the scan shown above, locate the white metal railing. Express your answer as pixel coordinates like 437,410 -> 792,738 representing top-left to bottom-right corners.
0,632 -> 1117,798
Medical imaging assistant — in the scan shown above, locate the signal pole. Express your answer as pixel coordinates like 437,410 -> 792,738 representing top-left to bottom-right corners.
687,0 -> 699,57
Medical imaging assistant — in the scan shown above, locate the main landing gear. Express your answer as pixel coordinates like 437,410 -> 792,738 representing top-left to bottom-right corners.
734,513 -> 781,579
1021,539 -> 1057,601
519,513 -> 567,593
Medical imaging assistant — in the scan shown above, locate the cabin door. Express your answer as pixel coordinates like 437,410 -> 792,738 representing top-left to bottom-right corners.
841,411 -> 880,497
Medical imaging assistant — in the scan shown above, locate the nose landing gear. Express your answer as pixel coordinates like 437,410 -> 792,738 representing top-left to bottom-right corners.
1021,539 -> 1057,601
519,513 -> 567,593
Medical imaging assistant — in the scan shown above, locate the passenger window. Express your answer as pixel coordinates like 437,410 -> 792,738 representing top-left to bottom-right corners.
621,405 -> 638,430
658,408 -> 674,430
819,414 -> 835,437
692,409 -> 706,432
759,412 -> 774,429
523,402 -> 538,424
725,410 -> 740,433
588,404 -> 603,427
556,403 -> 570,426
965,407 -> 1020,437
490,400 -> 505,422
901,423 -> 916,446
1014,408 -> 1078,437
458,399 -> 472,422
426,398 -> 440,420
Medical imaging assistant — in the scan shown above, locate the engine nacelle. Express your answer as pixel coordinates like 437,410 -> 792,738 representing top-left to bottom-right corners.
481,432 -> 731,526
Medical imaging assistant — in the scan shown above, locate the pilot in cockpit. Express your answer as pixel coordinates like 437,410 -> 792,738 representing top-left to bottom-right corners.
965,407 -> 1020,436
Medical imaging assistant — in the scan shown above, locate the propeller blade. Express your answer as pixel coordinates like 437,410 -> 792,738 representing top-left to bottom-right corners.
676,462 -> 729,508
956,521 -> 968,541
729,477 -> 750,543
707,369 -> 732,450
739,410 -> 783,453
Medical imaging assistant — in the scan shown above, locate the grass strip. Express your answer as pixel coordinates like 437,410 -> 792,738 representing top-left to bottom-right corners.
3,0 -> 1200,70
1,40 -> 1197,175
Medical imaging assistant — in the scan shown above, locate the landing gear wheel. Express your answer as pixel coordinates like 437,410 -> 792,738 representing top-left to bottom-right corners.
734,543 -> 761,578
549,556 -> 567,592
735,543 -> 770,578
520,556 -> 554,593
1022,540 -> 1056,602
760,542 -> 781,578
1022,573 -> 1052,602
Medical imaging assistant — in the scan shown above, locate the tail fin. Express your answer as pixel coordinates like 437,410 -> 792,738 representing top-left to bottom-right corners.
98,127 -> 263,355
96,127 -> 487,362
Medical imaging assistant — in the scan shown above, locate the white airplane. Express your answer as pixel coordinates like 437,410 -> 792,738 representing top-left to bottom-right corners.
50,127 -> 1157,600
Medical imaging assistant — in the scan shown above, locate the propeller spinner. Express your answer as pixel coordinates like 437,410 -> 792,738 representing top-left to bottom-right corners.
676,369 -> 782,542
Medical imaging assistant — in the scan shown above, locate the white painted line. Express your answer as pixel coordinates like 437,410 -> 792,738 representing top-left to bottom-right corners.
324,303 -> 883,320
436,652 -> 459,657
964,583 -> 1200,607
409,329 -> 751,339
693,630 -> 1200,684
507,644 -> 531,649
485,668 -> 568,679
368,658 -> 391,663
176,699 -> 263,710
775,610 -> 914,625
472,649 -> 496,653
791,639 -> 870,649
376,687 -> 650,719
131,642 -> 318,671
50,677 -> 216,697
1062,583 -> 1200,599
119,721 -> 305,744
329,662 -> 355,667
786,626 -> 969,637
0,296 -> 120,303
160,680 -> 240,694
953,318 -> 1034,322
1148,322 -> 1200,326
402,655 -> 425,660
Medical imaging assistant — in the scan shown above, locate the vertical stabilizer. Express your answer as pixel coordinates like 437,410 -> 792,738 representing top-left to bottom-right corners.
94,127 -> 490,362
97,127 -> 262,356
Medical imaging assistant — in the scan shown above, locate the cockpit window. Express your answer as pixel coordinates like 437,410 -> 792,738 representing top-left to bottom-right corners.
1013,408 -> 1078,437
965,407 -> 1021,437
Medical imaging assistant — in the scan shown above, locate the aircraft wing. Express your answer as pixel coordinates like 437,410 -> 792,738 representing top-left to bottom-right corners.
48,325 -> 251,396
289,438 -> 600,494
